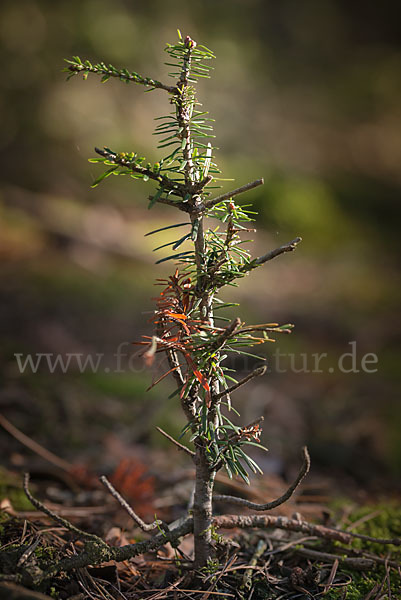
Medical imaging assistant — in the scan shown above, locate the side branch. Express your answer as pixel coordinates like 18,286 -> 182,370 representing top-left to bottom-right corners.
214,446 -> 310,511
65,60 -> 176,93
205,179 -> 264,209
254,237 -> 302,266
95,147 -> 186,195
214,366 -> 267,401
156,426 -> 195,457
214,238 -> 302,290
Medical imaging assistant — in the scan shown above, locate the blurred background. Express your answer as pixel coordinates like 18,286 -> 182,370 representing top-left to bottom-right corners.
0,0 -> 400,501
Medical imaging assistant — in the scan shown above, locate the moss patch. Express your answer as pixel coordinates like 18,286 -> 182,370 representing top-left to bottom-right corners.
326,503 -> 401,599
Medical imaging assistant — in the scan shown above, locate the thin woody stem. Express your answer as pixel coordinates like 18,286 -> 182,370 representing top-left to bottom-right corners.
212,514 -> 401,547
213,237 -> 302,287
254,237 -> 302,265
27,509 -> 400,580
50,517 -> 194,577
214,366 -> 267,401
205,178 -> 264,208
23,473 -> 107,545
100,476 -> 169,532
0,414 -> 72,472
164,36 -> 216,570
156,426 -> 195,457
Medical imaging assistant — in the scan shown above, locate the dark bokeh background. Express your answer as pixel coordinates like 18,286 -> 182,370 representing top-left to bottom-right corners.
1,0 -> 400,492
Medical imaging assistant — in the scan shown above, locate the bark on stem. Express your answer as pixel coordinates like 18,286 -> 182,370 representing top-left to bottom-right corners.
193,444 -> 216,568
175,37 -> 216,569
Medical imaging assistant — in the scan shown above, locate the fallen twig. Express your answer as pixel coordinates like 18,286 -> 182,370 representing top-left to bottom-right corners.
23,473 -> 107,545
212,514 -> 401,547
322,558 -> 339,595
294,547 -> 374,570
100,475 -> 169,532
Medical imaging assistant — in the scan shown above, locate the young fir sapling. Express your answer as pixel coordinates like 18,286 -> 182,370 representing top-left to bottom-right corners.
16,35 -> 401,591
63,31 -> 306,569
25,32 -> 307,574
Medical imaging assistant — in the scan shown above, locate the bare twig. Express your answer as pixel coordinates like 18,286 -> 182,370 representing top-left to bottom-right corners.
254,237 -> 302,266
100,475 -> 169,532
214,446 -> 310,511
339,547 -> 400,570
214,366 -> 267,401
205,179 -> 264,209
212,514 -> 401,547
323,558 -> 339,595
156,426 -> 195,457
0,414 -> 72,472
13,506 -> 110,519
140,589 -> 234,597
54,516 -> 194,575
295,547 -> 374,570
23,473 -> 106,545
14,497 -> 400,584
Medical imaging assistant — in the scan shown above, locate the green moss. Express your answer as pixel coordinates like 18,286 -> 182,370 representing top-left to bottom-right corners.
327,570 -> 398,599
0,467 -> 33,511
326,503 -> 401,599
346,503 -> 401,556
34,546 -> 55,561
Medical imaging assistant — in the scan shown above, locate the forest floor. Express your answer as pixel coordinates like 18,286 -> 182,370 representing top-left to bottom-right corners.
0,443 -> 400,600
